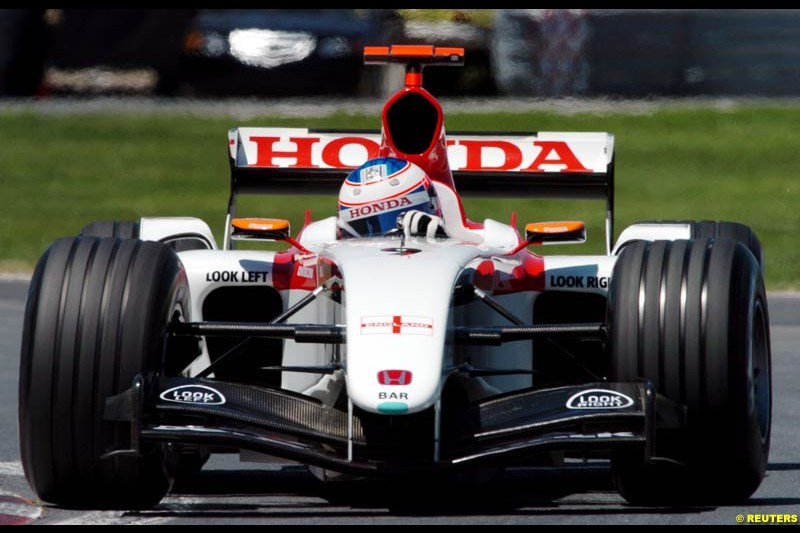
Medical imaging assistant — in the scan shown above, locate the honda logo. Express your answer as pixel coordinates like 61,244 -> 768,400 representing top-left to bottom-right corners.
377,369 -> 412,386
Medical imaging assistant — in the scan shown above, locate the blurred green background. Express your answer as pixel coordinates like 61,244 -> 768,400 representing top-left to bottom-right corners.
1,103 -> 797,289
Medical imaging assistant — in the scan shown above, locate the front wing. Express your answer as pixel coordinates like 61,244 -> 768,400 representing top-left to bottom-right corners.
104,376 -> 660,476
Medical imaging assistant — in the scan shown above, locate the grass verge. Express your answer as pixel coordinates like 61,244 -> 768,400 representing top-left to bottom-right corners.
1,103 -> 797,289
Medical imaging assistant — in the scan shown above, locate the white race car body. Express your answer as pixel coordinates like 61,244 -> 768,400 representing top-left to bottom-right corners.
174,233 -> 621,416
121,45 -> 648,472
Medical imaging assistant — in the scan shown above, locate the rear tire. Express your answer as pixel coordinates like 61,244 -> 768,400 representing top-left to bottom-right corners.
689,220 -> 763,268
18,236 -> 190,509
81,218 -> 212,252
80,219 -> 140,239
607,238 -> 771,505
634,219 -> 763,269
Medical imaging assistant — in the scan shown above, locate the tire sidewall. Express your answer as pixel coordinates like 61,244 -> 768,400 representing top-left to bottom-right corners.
608,238 -> 770,504
18,237 -> 189,508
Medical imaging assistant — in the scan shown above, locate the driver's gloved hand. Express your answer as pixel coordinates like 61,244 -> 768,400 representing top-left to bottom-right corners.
399,210 -> 447,239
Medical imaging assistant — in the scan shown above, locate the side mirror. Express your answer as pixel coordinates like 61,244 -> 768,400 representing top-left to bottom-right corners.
525,221 -> 586,245
231,218 -> 290,241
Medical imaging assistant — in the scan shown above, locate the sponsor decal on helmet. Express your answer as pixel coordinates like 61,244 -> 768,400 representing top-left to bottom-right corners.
346,196 -> 413,219
361,315 -> 433,335
160,384 -> 226,405
360,163 -> 388,183
566,389 -> 634,409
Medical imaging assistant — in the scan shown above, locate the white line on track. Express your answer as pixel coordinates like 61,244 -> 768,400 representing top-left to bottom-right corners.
0,460 -> 23,477
54,512 -> 170,526
53,496 -> 204,526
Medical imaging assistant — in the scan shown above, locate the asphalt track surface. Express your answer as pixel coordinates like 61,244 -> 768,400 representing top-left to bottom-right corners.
0,275 -> 798,525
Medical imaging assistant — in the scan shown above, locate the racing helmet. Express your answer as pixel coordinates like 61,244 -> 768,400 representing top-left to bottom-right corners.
338,157 -> 440,237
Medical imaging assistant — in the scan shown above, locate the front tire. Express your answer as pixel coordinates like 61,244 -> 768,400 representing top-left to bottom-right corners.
607,238 -> 771,505
18,236 -> 190,509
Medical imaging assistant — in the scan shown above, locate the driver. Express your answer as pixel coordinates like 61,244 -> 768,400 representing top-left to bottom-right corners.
337,157 -> 447,239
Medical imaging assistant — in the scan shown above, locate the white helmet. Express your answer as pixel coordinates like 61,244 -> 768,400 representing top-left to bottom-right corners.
338,157 -> 440,237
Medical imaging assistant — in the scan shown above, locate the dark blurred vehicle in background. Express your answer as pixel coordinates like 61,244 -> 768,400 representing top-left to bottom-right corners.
0,9 -> 495,99
6,9 -> 800,100
0,9 -> 497,99
0,9 -> 50,96
171,9 -> 405,97
32,9 -> 198,97
172,8 -> 498,98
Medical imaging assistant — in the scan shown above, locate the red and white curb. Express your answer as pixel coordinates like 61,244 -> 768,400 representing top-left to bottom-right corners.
0,460 -> 186,525
0,494 -> 41,526
0,461 -> 41,525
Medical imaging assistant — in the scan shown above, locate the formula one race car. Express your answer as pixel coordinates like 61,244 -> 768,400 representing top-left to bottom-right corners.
18,45 -> 771,509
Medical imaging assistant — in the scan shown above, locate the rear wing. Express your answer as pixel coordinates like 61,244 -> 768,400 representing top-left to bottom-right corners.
227,128 -> 616,252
